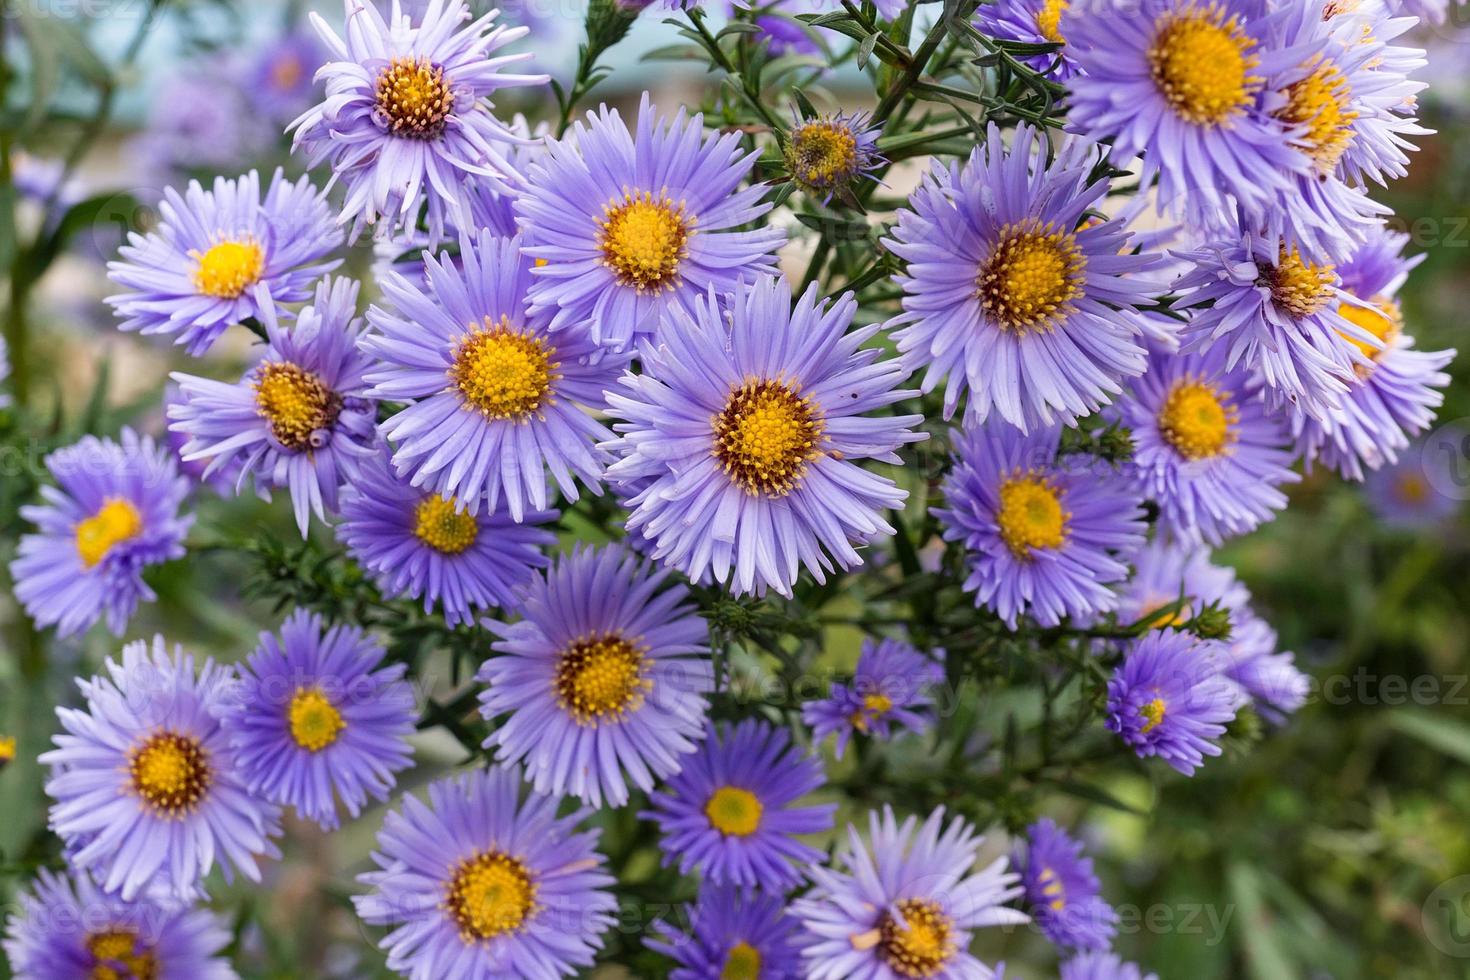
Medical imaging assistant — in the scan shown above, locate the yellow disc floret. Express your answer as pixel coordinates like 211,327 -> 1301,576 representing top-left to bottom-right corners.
599,191 -> 691,292
554,634 -> 651,725
191,239 -> 265,299
996,473 -> 1070,559
713,378 -> 825,497
878,899 -> 956,978
374,56 -> 453,139
786,119 -> 861,192
977,220 -> 1085,334
446,851 -> 537,942
1158,378 -> 1238,460
414,494 -> 480,554
1147,4 -> 1261,125
1037,0 -> 1070,44
1336,296 -> 1399,365
85,928 -> 157,980
720,941 -> 763,980
254,361 -> 342,452
288,688 -> 346,752
1140,697 -> 1167,734
451,318 -> 557,421
1278,58 -> 1358,174
1265,246 -> 1336,319
129,731 -> 211,815
705,786 -> 764,837
75,498 -> 143,568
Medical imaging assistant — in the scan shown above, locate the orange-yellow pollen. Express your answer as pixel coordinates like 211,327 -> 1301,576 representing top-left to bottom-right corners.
374,56 -> 453,139
554,633 -> 651,725
1038,866 -> 1067,910
713,378 -> 825,497
1037,0 -> 1070,44
1158,378 -> 1237,460
451,317 -> 557,421
191,238 -> 265,299
878,898 -> 956,978
1140,697 -> 1167,733
786,120 -> 861,191
129,731 -> 211,815
1148,4 -> 1261,125
1266,246 -> 1336,318
706,786 -> 764,837
1336,295 -> 1399,367
720,941 -> 763,980
599,191 -> 691,292
254,361 -> 341,452
75,498 -> 143,568
1278,58 -> 1358,173
288,688 -> 346,752
414,495 -> 479,554
978,220 -> 1085,334
445,851 -> 537,942
996,473 -> 1069,559
85,928 -> 157,980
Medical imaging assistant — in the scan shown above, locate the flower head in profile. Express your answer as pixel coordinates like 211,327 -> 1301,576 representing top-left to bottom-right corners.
364,232 -> 630,520
337,448 -> 556,626
478,545 -> 713,808
803,637 -> 945,759
649,886 -> 804,980
354,766 -> 617,978
644,718 -> 835,891
170,276 -> 378,536
1112,344 -> 1299,546
516,93 -> 785,349
1014,819 -> 1117,952
974,0 -> 1081,79
106,169 -> 340,355
785,109 -> 884,201
886,123 -> 1160,433
793,806 -> 1028,980
605,275 -> 925,597
220,610 -> 417,830
291,0 -> 548,241
937,424 -> 1146,628
42,637 -> 281,901
2,869 -> 236,980
1106,628 -> 1241,775
1062,951 -> 1160,980
10,428 -> 191,638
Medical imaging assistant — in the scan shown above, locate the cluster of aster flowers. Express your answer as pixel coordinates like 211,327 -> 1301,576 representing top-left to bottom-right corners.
2,0 -> 1459,975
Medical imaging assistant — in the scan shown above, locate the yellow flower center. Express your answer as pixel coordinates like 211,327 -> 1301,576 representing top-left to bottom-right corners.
1038,866 -> 1067,910
288,687 -> 346,752
554,634 -> 651,725
878,899 -> 956,978
996,473 -> 1069,559
786,120 -> 861,191
705,786 -> 764,837
1266,246 -> 1336,319
0,735 -> 15,768
451,318 -> 557,421
1147,4 -> 1261,125
129,731 -> 211,814
1336,295 -> 1400,365
374,56 -> 453,139
254,361 -> 341,452
413,494 -> 479,554
713,378 -> 825,497
1140,697 -> 1167,733
191,238 -> 265,299
86,929 -> 157,980
599,191 -> 691,292
1158,378 -> 1237,460
1139,597 -> 1190,629
721,941 -> 763,980
850,692 -> 894,733
75,498 -> 143,568
446,851 -> 537,942
1395,471 -> 1429,504
270,55 -> 303,90
1278,58 -> 1358,174
977,220 -> 1085,334
1036,0 -> 1070,44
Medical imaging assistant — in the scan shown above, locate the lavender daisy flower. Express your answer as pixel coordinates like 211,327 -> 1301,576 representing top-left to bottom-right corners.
803,637 -> 945,759
604,275 -> 925,598
337,448 -> 556,626
220,610 -> 417,831
885,123 -> 1159,433
354,766 -> 617,979
170,276 -> 377,536
1292,230 -> 1453,480
792,806 -> 1028,980
1063,0 -> 1309,230
1062,952 -> 1159,980
649,886 -> 804,980
516,93 -> 785,350
644,718 -> 835,891
291,0 -> 547,242
1106,628 -> 1241,775
974,0 -> 1080,79
1014,819 -> 1117,952
1364,434 -> 1462,529
785,109 -> 884,201
477,545 -> 713,809
2,869 -> 236,980
363,231 -> 629,520
106,169 -> 340,355
1222,616 -> 1310,724
937,424 -> 1146,628
245,28 -> 328,124
1112,344 -> 1299,546
10,429 -> 191,638
42,637 -> 281,901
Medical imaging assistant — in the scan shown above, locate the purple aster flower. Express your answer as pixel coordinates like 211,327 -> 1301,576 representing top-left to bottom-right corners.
245,27 -> 328,124
170,276 -> 378,536
477,544 -> 713,809
2,869 -> 236,980
1013,818 -> 1117,951
803,637 -> 945,759
219,609 -> 417,831
1291,230 -> 1453,480
974,0 -> 1080,79
515,93 -> 785,350
337,448 -> 556,626
604,275 -> 925,598
10,428 -> 191,638
363,231 -> 629,520
792,805 -> 1028,980
649,885 -> 804,980
785,109 -> 884,201
937,423 -> 1147,628
644,718 -> 835,890
291,0 -> 548,242
1106,628 -> 1241,775
1112,344 -> 1299,545
1176,227 -> 1378,422
1063,0 -> 1310,232
106,169 -> 340,355
1062,952 -> 1159,980
42,637 -> 282,901
756,12 -> 822,56
1222,616 -> 1310,724
1364,433 -> 1463,529
885,123 -> 1160,433
129,69 -> 276,180
354,766 -> 617,979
